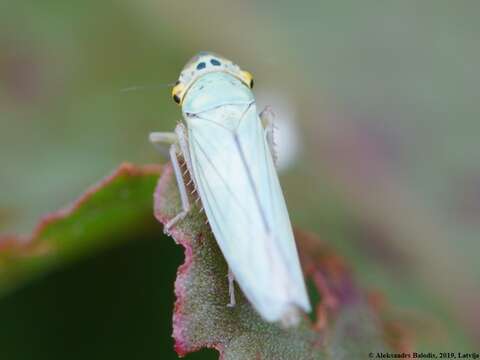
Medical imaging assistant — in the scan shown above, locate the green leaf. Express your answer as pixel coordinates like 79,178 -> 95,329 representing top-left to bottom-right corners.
0,162 -> 411,358
0,163 -> 162,296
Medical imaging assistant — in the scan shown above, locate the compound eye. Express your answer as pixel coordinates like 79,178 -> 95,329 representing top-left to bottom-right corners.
241,70 -> 254,89
171,82 -> 184,105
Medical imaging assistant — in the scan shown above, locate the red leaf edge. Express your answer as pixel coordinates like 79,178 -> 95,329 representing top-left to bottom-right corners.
0,162 -> 162,251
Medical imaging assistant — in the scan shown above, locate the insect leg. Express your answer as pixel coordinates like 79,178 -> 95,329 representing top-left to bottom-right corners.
149,131 -> 178,156
164,143 -> 191,233
174,124 -> 194,176
227,268 -> 236,307
259,106 -> 278,166
149,131 -> 178,145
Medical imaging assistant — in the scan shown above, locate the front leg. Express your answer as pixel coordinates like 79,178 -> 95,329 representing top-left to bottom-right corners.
259,106 -> 278,166
149,131 -> 178,156
149,131 -> 178,145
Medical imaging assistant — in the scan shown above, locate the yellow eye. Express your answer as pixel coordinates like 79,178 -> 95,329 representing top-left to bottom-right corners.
171,82 -> 185,105
241,71 -> 254,89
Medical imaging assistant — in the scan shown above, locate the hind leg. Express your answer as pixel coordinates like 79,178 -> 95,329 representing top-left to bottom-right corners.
150,131 -> 191,233
227,268 -> 236,307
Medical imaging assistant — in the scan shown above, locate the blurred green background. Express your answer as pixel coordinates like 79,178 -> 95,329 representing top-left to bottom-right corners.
1,0 -> 479,357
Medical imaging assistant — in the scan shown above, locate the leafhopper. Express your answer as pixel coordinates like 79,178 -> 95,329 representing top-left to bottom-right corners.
150,52 -> 310,326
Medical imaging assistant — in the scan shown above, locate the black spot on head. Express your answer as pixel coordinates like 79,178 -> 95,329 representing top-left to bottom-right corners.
196,62 -> 206,70
210,59 -> 221,66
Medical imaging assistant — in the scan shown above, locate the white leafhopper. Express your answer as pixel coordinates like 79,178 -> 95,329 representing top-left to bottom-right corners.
150,52 -> 311,326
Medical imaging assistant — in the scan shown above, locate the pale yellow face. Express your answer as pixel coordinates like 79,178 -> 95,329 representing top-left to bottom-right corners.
171,52 -> 253,105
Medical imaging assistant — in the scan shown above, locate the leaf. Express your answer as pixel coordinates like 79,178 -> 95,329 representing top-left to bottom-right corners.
0,161 -> 411,358
154,164 -> 410,359
0,163 -> 162,296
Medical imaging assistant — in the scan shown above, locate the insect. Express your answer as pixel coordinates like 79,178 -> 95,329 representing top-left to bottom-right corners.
150,52 -> 311,326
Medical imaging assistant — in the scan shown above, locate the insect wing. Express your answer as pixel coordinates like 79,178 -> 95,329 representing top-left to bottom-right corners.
186,103 -> 311,322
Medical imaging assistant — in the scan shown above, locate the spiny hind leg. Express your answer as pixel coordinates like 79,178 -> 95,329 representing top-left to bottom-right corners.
164,143 -> 192,233
150,128 -> 193,233
260,106 -> 278,166
173,123 -> 204,214
174,123 -> 194,175
227,268 -> 236,307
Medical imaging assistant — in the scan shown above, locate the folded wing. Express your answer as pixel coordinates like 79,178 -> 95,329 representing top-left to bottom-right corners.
186,102 -> 310,322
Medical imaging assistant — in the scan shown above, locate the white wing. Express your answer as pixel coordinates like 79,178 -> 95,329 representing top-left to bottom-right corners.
186,102 -> 311,322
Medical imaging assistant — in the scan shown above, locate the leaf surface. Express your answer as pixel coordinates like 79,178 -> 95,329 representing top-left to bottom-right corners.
0,163 -> 162,295
154,164 -> 409,359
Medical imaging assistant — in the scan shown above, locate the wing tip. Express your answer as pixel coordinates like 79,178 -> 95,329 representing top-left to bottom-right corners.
279,306 -> 302,328
278,300 -> 311,328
